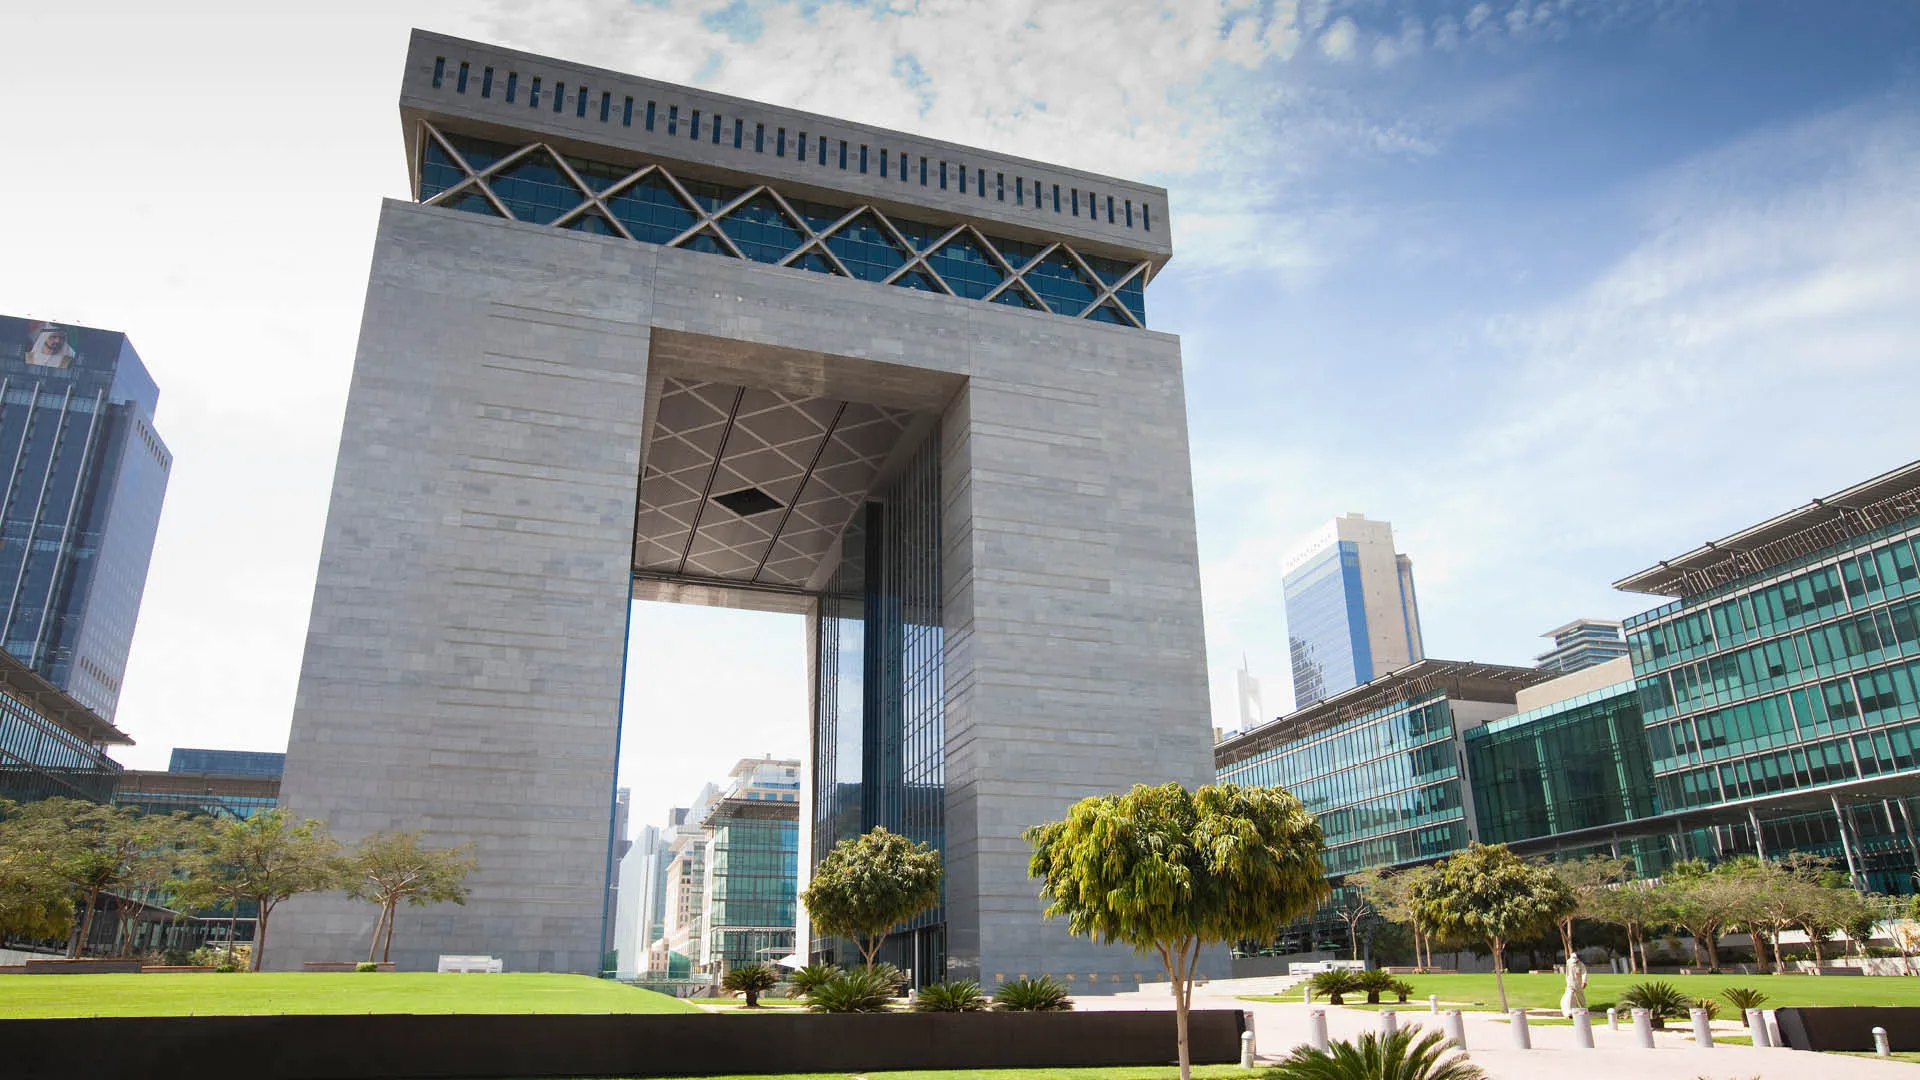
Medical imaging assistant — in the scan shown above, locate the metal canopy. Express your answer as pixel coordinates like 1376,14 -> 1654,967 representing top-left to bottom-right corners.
1615,458 -> 1920,598
0,647 -> 131,747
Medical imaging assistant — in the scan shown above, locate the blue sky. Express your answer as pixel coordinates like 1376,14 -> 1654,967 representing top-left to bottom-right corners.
2,0 -> 1916,826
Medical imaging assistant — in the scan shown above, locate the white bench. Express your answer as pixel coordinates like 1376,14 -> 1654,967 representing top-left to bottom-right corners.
437,954 -> 504,973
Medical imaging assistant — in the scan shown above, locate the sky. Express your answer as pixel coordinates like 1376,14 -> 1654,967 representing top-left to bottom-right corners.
2,0 -> 1917,836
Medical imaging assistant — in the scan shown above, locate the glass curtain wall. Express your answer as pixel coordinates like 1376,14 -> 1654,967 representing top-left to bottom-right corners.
704,800 -> 798,974
812,424 -> 944,980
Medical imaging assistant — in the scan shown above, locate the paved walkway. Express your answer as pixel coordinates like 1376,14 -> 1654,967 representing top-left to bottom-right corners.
1078,986 -> 1914,1079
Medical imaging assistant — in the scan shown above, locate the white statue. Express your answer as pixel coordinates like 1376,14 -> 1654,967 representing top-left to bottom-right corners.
1560,953 -> 1587,1014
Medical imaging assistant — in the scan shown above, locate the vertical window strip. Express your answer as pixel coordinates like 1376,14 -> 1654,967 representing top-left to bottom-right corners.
997,172 -> 1005,201
601,91 -> 612,123
1108,195 -> 1116,224
623,96 -> 633,126
713,113 -> 723,144
919,157 -> 928,185
691,109 -> 701,139
480,67 -> 493,98
506,72 -> 519,103
1072,189 -> 1079,216
859,144 -> 868,173
818,137 -> 827,165
553,82 -> 565,113
778,127 -> 787,157
576,87 -> 588,118
1016,177 -> 1024,205
899,152 -> 907,181
647,101 -> 657,131
1053,184 -> 1061,212
939,161 -> 948,190
879,148 -> 888,176
456,62 -> 470,93
799,131 -> 808,161
432,57 -> 445,89
1143,203 -> 1151,231
735,118 -> 744,148
839,140 -> 848,169
530,77 -> 542,108
958,164 -> 967,192
668,105 -> 679,135
1125,199 -> 1133,227
755,123 -> 765,152
977,170 -> 985,197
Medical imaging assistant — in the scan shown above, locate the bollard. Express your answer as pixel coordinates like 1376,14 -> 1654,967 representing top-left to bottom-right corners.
1429,993 -> 1439,1014
1308,1008 -> 1329,1053
1691,1007 -> 1714,1048
1632,1008 -> 1655,1049
1381,1010 -> 1398,1037
1443,1009 -> 1467,1050
1573,1008 -> 1594,1048
1765,1010 -> 1785,1049
1304,982 -> 1312,1004
1746,1009 -> 1771,1047
1608,1006 -> 1619,1031
1240,1031 -> 1255,1069
1511,1009 -> 1532,1049
1243,1011 -> 1257,1059
1875,1027 -> 1891,1059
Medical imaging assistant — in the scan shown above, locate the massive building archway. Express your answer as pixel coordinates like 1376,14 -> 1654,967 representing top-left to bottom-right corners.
274,31 -> 1217,986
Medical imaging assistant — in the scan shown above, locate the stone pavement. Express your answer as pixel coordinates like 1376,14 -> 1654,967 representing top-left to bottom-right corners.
1077,983 -> 1914,1079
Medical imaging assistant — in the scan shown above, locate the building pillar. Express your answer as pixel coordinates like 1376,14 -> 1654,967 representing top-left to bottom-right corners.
1831,795 -> 1864,892
1748,808 -> 1768,860
1893,798 -> 1920,880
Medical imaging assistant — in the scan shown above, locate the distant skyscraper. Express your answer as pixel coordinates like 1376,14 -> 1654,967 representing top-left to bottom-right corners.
1534,618 -> 1629,674
1236,656 -> 1265,732
0,316 -> 170,719
1283,514 -> 1425,707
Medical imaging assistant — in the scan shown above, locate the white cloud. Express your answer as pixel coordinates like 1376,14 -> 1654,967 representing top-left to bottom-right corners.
1198,107 -> 1920,733
1319,16 -> 1359,59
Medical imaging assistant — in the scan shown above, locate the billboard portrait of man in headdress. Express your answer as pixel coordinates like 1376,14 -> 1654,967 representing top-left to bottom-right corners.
23,322 -> 78,368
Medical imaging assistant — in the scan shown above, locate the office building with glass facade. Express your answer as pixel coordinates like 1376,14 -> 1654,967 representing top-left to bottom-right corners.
166,748 -> 285,779
274,31 -> 1216,981
1282,514 -> 1425,707
1613,460 -> 1920,892
0,645 -> 128,805
0,316 -> 171,721
703,791 -> 798,976
1215,660 -> 1548,952
1535,618 -> 1629,674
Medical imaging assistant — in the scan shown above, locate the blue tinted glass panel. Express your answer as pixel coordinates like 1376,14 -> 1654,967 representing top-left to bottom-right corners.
441,132 -> 518,174
487,150 -> 583,225
824,213 -> 909,282
682,228 -> 738,257
722,194 -> 804,263
420,139 -> 465,199
1023,251 -> 1098,315
925,236 -> 1002,300
605,175 -> 696,243
563,209 -> 619,235
894,269 -> 941,293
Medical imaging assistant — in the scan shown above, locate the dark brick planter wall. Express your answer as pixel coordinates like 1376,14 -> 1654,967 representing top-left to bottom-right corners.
1775,1007 -> 1920,1052
4,1008 -> 1246,1080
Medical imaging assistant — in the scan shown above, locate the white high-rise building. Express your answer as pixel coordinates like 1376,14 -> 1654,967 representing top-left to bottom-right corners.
1282,514 -> 1425,707
614,822 -> 661,979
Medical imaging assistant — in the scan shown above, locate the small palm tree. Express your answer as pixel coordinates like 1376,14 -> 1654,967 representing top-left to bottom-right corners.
1310,969 -> 1363,1005
1269,1028 -> 1486,1080
994,975 -> 1073,1011
1616,980 -> 1690,1030
910,980 -> 988,1012
787,963 -> 839,998
1389,978 -> 1415,1004
1357,969 -> 1396,1004
720,962 -> 781,1008
806,967 -> 897,1012
1721,986 -> 1768,1025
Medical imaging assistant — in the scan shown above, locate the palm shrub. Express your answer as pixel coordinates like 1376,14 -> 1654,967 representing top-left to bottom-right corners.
787,963 -> 840,998
1389,978 -> 1415,1004
994,975 -> 1072,1011
1721,986 -> 1768,1024
911,980 -> 988,1012
1310,969 -> 1363,1005
1356,968 -> 1396,1004
1617,980 -> 1690,1029
721,962 -> 782,1008
1268,1027 -> 1486,1080
869,961 -> 911,994
806,967 -> 897,1012
1692,996 -> 1719,1021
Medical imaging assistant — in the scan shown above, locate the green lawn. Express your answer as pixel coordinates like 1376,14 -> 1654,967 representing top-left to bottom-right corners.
690,996 -> 807,1008
1245,972 -> 1920,1012
0,972 -> 699,1018
628,1070 -> 1262,1080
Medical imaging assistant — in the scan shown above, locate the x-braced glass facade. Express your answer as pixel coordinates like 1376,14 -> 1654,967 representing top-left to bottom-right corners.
417,126 -> 1149,328
812,426 -> 944,981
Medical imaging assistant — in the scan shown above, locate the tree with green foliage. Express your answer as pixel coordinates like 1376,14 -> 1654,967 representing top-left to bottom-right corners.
345,830 -> 477,964
1656,860 -> 1744,970
107,813 -> 209,956
1416,843 -> 1573,1013
1027,782 -> 1328,1080
5,798 -> 166,956
0,800 -> 77,942
1545,855 -> 1631,958
1330,888 -> 1374,961
1352,867 -> 1435,970
800,827 -> 942,970
202,810 -> 344,970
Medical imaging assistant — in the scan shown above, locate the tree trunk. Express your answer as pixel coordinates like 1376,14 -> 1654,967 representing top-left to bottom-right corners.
1560,916 -> 1575,958
1349,923 -> 1360,962
225,905 -> 239,961
1805,927 -> 1824,966
70,887 -> 102,958
1172,937 -> 1195,1080
1751,928 -> 1768,972
382,901 -> 398,964
252,906 -> 270,972
1491,939 -> 1508,1013
368,903 -> 389,964
1703,926 -> 1720,970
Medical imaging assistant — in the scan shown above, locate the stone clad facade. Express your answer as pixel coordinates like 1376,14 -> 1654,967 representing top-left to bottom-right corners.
273,32 -> 1215,984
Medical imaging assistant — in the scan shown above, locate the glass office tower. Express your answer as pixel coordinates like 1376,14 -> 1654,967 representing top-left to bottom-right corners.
1618,461 -> 1920,893
0,316 -> 170,720
812,428 -> 945,980
1283,514 -> 1425,707
1465,677 -> 1657,852
703,796 -> 799,975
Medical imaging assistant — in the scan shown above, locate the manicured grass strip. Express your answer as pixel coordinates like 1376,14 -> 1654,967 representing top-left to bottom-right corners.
1246,972 -> 1920,1011
1840,1051 -> 1920,1064
0,972 -> 699,1018
628,1070 -> 1264,1080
